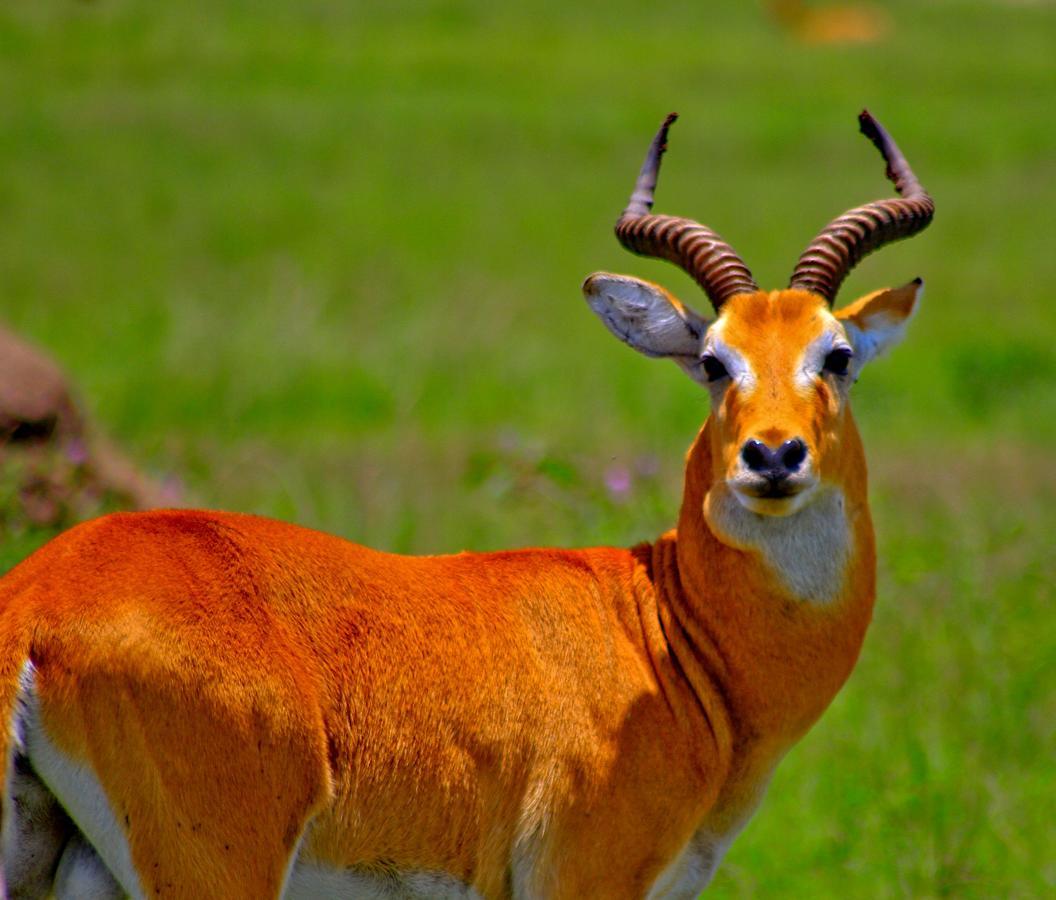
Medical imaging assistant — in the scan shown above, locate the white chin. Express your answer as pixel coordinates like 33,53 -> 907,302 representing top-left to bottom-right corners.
733,488 -> 814,517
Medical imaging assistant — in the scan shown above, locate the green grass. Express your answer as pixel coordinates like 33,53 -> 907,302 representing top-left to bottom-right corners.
1,0 -> 1054,895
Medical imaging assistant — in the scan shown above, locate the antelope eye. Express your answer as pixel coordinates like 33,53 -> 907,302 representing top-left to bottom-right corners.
700,354 -> 729,383
823,347 -> 853,376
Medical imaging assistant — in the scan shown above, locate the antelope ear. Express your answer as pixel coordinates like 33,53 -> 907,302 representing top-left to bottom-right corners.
836,278 -> 922,366
582,272 -> 710,368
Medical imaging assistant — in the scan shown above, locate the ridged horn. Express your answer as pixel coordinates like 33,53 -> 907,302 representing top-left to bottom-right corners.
789,110 -> 935,305
615,114 -> 758,312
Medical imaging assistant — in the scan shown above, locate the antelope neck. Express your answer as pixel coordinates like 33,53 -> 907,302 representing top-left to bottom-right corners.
645,420 -> 877,767
678,418 -> 870,604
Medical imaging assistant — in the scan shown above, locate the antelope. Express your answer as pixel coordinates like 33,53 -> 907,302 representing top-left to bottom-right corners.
0,110 -> 933,899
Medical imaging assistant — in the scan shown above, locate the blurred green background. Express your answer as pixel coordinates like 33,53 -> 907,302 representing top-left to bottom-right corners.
1,0 -> 1053,895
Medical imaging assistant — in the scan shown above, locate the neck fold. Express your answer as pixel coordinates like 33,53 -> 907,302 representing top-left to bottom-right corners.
652,420 -> 877,760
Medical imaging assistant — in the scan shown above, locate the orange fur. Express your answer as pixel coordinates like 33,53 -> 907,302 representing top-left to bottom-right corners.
0,287 -> 913,898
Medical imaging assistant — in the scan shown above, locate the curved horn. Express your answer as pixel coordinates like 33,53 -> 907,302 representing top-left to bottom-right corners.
615,114 -> 758,312
789,110 -> 935,305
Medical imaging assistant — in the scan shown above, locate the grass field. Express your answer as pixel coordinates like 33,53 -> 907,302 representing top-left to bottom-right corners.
1,1 -> 1054,895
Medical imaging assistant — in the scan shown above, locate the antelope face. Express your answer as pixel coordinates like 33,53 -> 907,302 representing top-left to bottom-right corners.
585,110 -> 931,518
584,274 -> 921,518
704,290 -> 840,516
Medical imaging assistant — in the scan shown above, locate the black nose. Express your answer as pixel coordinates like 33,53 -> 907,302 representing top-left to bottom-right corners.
741,438 -> 807,480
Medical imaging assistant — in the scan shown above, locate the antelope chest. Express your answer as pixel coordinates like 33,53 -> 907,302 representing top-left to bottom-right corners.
646,771 -> 773,899
645,830 -> 727,899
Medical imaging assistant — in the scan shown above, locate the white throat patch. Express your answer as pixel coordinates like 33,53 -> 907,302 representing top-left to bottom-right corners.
704,485 -> 851,603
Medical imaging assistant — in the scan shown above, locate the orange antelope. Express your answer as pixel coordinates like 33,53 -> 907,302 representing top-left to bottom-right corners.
0,111 -> 933,899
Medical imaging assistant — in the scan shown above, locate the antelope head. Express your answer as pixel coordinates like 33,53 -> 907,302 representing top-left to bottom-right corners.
584,112 -> 933,521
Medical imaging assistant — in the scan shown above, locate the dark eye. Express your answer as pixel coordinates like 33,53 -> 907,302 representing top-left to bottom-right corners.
700,354 -> 729,383
823,347 -> 853,377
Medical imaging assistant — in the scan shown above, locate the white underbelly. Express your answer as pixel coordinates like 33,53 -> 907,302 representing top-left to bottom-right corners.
283,860 -> 481,899
12,662 -> 143,899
